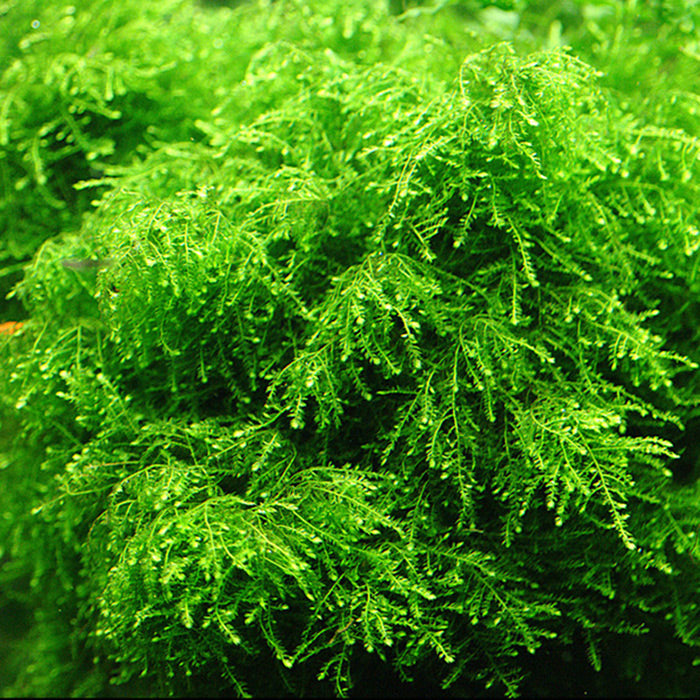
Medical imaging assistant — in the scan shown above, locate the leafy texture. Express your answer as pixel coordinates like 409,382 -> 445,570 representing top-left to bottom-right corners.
1,0 -> 699,697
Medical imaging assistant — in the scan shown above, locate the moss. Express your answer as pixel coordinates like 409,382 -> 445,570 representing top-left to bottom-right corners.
1,1 -> 698,697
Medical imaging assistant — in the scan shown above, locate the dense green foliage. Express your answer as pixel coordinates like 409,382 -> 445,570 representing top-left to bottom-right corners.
1,0 -> 699,697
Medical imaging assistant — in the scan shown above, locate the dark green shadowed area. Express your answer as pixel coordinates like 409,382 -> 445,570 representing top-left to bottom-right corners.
0,0 -> 698,697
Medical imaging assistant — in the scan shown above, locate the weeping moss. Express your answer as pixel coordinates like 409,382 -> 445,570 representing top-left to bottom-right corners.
1,1 -> 699,697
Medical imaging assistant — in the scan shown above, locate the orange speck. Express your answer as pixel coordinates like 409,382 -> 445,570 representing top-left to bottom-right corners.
0,321 -> 24,335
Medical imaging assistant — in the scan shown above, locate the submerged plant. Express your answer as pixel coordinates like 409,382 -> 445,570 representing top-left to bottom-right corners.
1,1 -> 699,697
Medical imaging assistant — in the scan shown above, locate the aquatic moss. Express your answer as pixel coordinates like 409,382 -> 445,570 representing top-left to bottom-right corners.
1,1 -> 699,697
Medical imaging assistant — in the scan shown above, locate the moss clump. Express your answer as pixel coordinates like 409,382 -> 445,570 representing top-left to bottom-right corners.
1,1 -> 698,697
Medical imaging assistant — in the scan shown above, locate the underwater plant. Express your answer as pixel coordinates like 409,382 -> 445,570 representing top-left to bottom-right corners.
1,0 -> 698,697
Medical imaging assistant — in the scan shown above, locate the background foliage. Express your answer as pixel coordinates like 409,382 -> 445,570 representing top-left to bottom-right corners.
1,0 -> 699,697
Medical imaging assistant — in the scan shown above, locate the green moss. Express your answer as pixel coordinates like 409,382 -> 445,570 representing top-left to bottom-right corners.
1,1 -> 698,697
